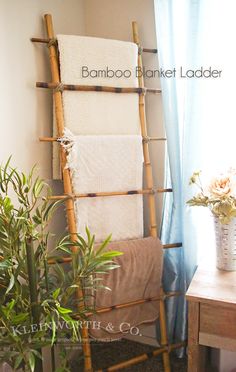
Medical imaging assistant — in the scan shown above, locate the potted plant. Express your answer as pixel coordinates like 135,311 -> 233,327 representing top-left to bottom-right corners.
188,169 -> 236,270
0,159 -> 122,371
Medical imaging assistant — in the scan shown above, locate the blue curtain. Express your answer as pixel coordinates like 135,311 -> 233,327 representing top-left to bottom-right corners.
154,0 -> 202,347
154,0 -> 236,348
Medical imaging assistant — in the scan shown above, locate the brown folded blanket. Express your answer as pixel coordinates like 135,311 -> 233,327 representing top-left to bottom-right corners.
88,237 -> 163,341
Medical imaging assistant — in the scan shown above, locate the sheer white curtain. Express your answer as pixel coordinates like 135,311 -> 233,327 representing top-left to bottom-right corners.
155,0 -> 236,346
186,0 -> 236,263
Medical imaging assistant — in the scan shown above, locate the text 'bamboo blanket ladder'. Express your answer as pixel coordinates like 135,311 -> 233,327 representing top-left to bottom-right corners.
32,14 -> 185,372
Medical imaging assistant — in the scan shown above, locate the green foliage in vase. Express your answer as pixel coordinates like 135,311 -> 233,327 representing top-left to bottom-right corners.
0,158 -> 122,371
187,169 -> 236,224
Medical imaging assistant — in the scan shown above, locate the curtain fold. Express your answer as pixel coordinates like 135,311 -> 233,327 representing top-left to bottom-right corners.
155,0 -> 236,348
154,0 -> 201,347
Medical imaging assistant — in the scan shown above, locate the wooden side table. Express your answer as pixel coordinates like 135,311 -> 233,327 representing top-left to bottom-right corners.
186,264 -> 236,372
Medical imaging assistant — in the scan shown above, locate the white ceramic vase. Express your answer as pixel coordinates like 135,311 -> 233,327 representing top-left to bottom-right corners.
214,216 -> 236,271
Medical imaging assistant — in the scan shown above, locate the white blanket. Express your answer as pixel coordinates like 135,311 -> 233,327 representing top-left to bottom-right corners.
53,35 -> 140,179
64,130 -> 144,242
57,35 -> 140,135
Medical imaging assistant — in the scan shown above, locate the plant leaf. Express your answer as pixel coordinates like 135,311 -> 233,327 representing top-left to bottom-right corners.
57,306 -> 72,314
52,288 -> 61,300
14,354 -> 23,369
6,275 -> 15,294
29,352 -> 35,372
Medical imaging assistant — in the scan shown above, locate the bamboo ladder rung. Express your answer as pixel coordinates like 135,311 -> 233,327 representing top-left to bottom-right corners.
39,136 -> 167,142
47,243 -> 182,265
36,81 -> 161,94
47,188 -> 173,201
142,48 -> 158,54
143,136 -> 166,142
95,341 -> 187,372
31,37 -> 158,54
31,37 -> 57,44
164,242 -> 182,249
70,291 -> 183,319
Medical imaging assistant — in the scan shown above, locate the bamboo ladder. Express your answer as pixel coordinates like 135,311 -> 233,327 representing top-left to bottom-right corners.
31,14 -> 185,372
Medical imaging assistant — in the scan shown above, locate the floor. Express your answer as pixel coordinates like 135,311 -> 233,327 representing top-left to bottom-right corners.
71,339 -> 187,371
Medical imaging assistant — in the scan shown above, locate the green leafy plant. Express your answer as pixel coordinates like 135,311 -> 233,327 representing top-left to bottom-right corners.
187,169 -> 236,224
0,159 -> 122,371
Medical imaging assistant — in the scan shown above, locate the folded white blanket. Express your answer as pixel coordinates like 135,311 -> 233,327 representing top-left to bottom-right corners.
58,35 -> 138,87
64,130 -> 144,242
57,35 -> 140,135
53,35 -> 140,179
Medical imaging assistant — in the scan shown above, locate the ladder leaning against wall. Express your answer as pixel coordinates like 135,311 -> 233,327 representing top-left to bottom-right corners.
31,13 -> 185,372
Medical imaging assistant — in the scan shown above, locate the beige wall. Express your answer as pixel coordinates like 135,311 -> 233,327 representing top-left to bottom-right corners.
0,5 -> 85,370
0,0 -> 85,236
0,0 -> 84,177
84,0 -> 165,233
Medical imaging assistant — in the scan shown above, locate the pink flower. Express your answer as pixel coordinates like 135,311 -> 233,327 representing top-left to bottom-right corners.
208,175 -> 235,198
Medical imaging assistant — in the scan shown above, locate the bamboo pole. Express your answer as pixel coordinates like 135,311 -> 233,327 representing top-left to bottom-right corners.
47,244 -> 181,265
142,48 -> 158,54
44,14 -> 92,372
96,341 -> 186,372
143,136 -> 166,142
26,238 -> 43,372
48,188 -> 173,201
39,137 -> 59,142
36,82 -> 144,93
31,37 -> 57,45
36,81 -> 161,94
31,37 -> 50,43
132,21 -> 171,372
31,37 -> 157,54
47,256 -> 73,264
43,256 -> 56,371
163,242 -> 182,249
132,23 -> 157,238
72,291 -> 182,318
39,136 -> 166,142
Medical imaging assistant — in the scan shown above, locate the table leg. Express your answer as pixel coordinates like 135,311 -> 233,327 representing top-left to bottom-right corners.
188,302 -> 207,372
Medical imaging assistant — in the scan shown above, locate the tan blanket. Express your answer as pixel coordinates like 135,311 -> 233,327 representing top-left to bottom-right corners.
89,237 -> 163,341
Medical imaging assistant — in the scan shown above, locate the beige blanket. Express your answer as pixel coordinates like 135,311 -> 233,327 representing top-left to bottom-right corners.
89,237 -> 163,341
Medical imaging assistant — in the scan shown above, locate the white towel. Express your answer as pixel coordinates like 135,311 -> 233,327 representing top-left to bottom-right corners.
57,35 -> 140,135
64,130 -> 144,242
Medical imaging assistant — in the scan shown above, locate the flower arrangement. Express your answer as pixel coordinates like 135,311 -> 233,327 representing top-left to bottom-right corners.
187,169 -> 236,224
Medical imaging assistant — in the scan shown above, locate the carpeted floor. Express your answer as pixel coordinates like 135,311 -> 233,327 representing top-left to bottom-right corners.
70,339 -> 187,371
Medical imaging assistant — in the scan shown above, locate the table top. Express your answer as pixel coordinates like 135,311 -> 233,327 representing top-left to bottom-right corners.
186,264 -> 236,308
